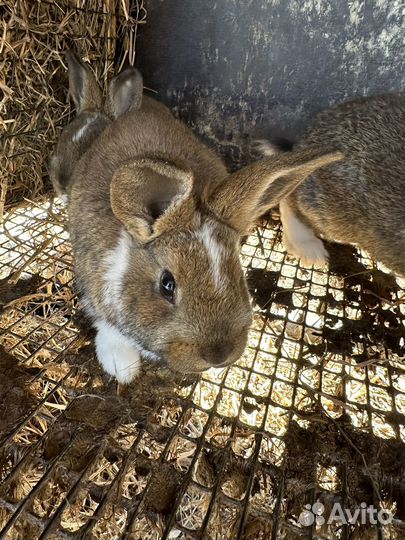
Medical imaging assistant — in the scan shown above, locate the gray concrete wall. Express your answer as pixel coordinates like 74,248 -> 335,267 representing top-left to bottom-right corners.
137,0 -> 405,167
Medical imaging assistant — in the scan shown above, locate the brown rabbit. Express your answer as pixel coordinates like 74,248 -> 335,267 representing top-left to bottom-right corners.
51,51 -> 342,383
259,93 -> 405,276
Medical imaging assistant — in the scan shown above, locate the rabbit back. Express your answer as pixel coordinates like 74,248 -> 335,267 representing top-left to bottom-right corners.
288,93 -> 405,274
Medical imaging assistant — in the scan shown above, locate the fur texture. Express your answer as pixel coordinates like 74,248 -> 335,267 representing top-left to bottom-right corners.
262,93 -> 405,276
94,319 -> 141,383
279,199 -> 329,265
52,51 -> 342,381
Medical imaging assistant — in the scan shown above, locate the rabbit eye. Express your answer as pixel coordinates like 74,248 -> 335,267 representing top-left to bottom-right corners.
160,270 -> 176,303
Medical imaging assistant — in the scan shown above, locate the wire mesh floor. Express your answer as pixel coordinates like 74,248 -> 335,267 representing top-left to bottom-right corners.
0,197 -> 404,540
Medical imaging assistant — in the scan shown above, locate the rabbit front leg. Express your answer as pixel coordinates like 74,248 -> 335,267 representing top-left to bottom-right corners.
94,319 -> 141,383
279,199 -> 328,266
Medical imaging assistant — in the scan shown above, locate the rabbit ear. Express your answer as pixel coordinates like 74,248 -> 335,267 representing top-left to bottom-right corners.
65,49 -> 103,113
206,148 -> 343,233
111,159 -> 194,242
107,68 -> 143,118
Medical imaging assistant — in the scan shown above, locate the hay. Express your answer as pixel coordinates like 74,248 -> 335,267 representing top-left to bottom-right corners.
0,0 -> 146,220
0,200 -> 405,538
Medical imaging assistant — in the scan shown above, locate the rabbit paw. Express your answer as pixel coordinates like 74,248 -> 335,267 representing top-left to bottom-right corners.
94,320 -> 141,383
290,237 -> 329,266
280,200 -> 328,267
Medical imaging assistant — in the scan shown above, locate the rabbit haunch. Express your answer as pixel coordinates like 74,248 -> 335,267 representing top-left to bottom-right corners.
261,92 -> 405,276
51,50 -> 342,382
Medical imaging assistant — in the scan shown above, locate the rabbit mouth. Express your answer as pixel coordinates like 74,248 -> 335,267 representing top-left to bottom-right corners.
150,351 -> 209,374
128,326 -> 241,374
166,361 -> 211,374
164,349 -> 240,374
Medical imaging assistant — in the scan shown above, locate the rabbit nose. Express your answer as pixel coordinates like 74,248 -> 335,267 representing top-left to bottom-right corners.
200,342 -> 234,366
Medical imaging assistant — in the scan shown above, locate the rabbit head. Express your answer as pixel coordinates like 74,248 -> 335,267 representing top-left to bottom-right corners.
84,148 -> 343,379
50,50 -> 143,199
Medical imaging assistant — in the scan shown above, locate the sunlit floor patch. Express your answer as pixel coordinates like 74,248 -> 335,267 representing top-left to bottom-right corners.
0,197 -> 404,539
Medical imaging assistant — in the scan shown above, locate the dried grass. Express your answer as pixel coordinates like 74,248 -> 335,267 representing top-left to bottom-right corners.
0,0 -> 146,220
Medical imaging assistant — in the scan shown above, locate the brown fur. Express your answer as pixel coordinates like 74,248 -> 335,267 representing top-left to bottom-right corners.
208,149 -> 343,232
49,50 -> 143,198
53,52 -> 342,380
263,93 -> 405,276
111,159 -> 195,241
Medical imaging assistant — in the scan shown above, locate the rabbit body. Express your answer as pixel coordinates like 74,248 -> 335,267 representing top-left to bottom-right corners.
52,51 -> 342,383
68,95 -> 247,382
276,93 -> 405,275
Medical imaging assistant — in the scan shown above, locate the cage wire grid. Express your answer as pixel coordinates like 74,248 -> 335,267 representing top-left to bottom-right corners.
0,198 -> 404,540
